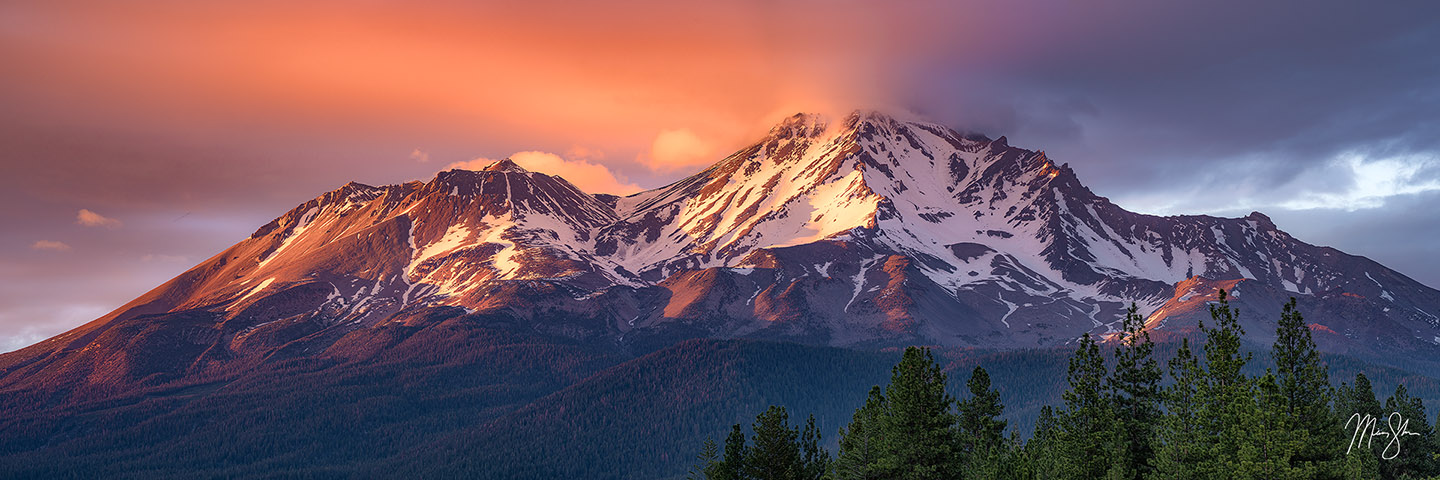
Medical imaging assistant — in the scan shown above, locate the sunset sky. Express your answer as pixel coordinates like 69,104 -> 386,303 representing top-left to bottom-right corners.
3,0 -> 1439,351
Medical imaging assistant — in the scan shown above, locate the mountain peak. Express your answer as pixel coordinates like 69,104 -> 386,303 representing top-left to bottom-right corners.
1245,211 -> 1276,229
768,113 -> 830,139
847,109 -> 902,124
483,158 -> 529,173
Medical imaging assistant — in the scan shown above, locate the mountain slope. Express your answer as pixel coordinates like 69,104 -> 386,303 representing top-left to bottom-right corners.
4,110 -> 1440,402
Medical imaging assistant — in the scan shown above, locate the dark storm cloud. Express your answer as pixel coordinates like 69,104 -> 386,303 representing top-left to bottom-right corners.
896,0 -> 1440,213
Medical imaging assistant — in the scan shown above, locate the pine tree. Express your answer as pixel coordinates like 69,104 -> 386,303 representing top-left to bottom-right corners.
799,414 -> 829,480
955,366 -> 1008,478
1337,373 -> 1384,443
1268,297 -> 1341,477
1152,290 -> 1264,478
1107,303 -> 1161,480
1252,371 -> 1303,478
1057,332 -> 1121,479
688,437 -> 720,480
1026,405 -> 1068,479
1382,383 -> 1437,478
876,346 -> 959,480
1152,337 -> 1203,480
956,366 -> 1007,459
747,406 -> 803,480
835,386 -> 886,480
715,423 -> 748,480
1334,372 -> 1389,479
1338,449 -> 1381,480
1192,289 -> 1262,478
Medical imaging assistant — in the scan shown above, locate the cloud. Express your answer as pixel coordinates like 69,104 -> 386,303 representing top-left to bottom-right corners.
0,304 -> 111,353
76,209 -> 122,228
1116,150 -> 1440,217
0,329 -> 50,353
30,240 -> 72,251
409,148 -> 430,163
564,146 -> 604,162
1276,153 -> 1440,211
645,129 -> 719,170
447,151 -> 643,195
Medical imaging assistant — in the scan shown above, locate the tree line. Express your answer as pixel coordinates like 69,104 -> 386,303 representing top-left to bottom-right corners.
689,290 -> 1440,479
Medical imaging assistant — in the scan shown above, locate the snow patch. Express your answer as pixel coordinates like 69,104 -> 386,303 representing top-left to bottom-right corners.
236,277 -> 277,304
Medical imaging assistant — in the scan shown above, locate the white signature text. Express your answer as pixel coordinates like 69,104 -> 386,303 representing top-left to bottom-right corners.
1346,412 -> 1422,460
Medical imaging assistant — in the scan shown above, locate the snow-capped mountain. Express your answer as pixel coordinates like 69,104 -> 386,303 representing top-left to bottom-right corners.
5,111 -> 1440,393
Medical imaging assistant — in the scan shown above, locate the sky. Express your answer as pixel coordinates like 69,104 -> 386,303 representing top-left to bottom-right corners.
2,0 -> 1439,352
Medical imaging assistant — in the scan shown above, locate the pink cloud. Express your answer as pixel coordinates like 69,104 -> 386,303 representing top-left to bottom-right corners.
76,209 -> 122,228
31,240 -> 72,252
644,129 -> 719,171
447,151 -> 642,196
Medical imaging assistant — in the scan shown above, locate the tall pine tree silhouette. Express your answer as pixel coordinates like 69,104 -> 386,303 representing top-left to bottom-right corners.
1057,332 -> 1121,478
835,386 -> 886,480
956,366 -> 1007,474
1108,303 -> 1162,480
876,347 -> 958,480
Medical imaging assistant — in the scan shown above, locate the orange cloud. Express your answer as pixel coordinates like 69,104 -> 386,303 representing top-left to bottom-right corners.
76,209 -> 122,228
447,151 -> 642,196
645,129 -> 720,171
31,240 -> 72,252
0,1 -> 913,176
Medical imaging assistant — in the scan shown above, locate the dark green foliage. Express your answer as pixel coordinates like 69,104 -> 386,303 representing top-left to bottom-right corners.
834,386 -> 886,480
717,424 -> 748,480
1339,448 -> 1382,480
1194,289 -> 1268,477
1026,405 -> 1066,479
1382,383 -> 1438,478
747,406 -> 804,480
878,346 -> 960,479
799,415 -> 828,480
717,406 -> 834,480
689,437 -> 720,480
1336,372 -> 1385,479
1056,332 -> 1122,479
1338,372 -> 1385,427
956,366 -> 1009,479
1153,289 -> 1269,478
413,339 -> 894,479
1109,303 -> 1162,480
1268,297 -> 1342,477
832,347 -> 983,479
672,293 -> 1440,480
1153,337 -> 1203,479
1252,371 -> 1304,477
956,366 -> 1007,463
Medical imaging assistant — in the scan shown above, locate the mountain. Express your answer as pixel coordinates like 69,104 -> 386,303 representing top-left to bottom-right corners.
594,112 -> 1440,353
6,111 -> 1439,386
3,110 -> 1440,477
